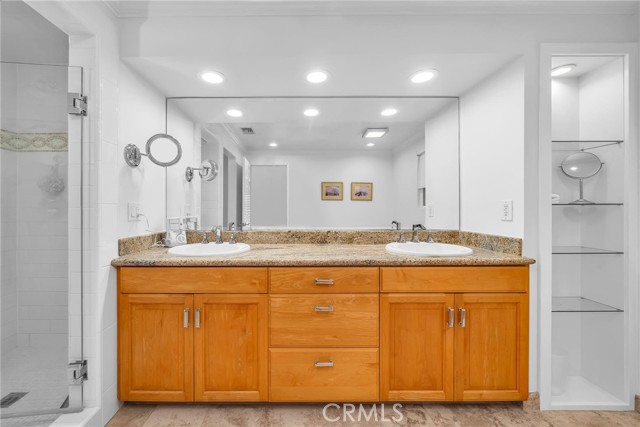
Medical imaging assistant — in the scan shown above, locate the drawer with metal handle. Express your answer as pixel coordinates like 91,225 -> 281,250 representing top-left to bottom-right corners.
269,267 -> 379,293
269,348 -> 379,402
270,294 -> 379,347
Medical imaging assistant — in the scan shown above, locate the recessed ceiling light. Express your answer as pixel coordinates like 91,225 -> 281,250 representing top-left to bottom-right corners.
304,108 -> 319,117
366,142 -> 375,147
381,108 -> 398,116
226,109 -> 243,117
551,64 -> 576,77
410,69 -> 439,83
363,128 -> 388,138
200,71 -> 224,84
269,142 -> 278,148
306,70 -> 329,83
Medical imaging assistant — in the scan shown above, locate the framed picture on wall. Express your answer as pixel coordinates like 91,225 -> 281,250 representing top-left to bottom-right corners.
351,182 -> 373,201
321,182 -> 343,200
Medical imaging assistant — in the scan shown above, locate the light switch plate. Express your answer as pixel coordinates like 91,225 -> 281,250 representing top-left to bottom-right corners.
428,203 -> 435,218
501,200 -> 513,221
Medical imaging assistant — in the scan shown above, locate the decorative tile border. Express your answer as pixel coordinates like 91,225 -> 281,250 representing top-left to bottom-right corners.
0,129 -> 68,152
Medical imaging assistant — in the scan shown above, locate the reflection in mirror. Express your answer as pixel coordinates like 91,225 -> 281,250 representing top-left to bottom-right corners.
167,97 -> 460,231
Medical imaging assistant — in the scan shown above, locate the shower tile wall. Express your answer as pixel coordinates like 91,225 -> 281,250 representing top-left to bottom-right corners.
0,63 -> 69,352
1,149 -> 18,354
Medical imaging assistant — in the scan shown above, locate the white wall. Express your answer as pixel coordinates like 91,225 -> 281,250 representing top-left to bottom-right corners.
247,150 -> 395,228
391,136 -> 425,229
460,58 -> 525,238
200,138 -> 220,228
424,100 -> 460,230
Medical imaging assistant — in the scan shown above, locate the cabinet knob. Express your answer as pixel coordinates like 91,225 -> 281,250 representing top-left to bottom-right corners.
314,360 -> 334,368
314,305 -> 334,312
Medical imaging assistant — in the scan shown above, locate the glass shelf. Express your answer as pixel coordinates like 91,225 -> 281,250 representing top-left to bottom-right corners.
552,296 -> 623,313
552,246 -> 624,255
552,203 -> 623,206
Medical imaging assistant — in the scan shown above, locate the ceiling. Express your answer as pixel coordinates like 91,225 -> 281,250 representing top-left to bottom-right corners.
168,97 -> 456,151
551,56 -> 622,78
105,1 -> 640,18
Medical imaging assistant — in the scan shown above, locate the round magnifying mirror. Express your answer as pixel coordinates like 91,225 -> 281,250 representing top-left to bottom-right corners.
560,151 -> 603,204
145,133 -> 182,167
560,152 -> 602,179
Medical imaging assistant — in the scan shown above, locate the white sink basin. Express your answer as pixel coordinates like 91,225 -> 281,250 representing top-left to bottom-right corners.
385,242 -> 473,257
168,243 -> 251,257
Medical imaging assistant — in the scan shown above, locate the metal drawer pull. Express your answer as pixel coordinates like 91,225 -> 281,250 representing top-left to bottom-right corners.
183,308 -> 190,329
314,278 -> 334,285
447,307 -> 455,327
314,305 -> 334,312
315,360 -> 334,368
195,308 -> 201,329
458,307 -> 466,327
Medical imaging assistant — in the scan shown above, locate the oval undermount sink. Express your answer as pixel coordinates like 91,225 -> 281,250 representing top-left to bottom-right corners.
386,242 -> 473,257
168,242 -> 251,257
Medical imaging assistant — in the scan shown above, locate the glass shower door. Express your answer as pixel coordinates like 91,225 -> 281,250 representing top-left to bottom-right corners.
0,62 -> 84,417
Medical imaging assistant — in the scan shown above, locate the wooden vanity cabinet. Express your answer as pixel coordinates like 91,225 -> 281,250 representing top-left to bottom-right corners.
117,264 -> 529,403
117,267 -> 269,402
380,267 -> 529,402
118,293 -> 194,401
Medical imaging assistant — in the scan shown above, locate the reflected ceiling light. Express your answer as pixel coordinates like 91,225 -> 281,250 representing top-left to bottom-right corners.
199,71 -> 224,84
306,70 -> 329,83
304,108 -> 319,117
269,142 -> 278,148
551,64 -> 576,77
366,142 -> 375,147
226,109 -> 243,117
381,108 -> 398,116
363,128 -> 388,138
410,69 -> 439,83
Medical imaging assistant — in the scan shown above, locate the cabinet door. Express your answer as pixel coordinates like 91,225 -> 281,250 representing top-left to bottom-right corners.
194,294 -> 268,401
118,294 -> 194,401
454,293 -> 528,401
381,293 -> 454,401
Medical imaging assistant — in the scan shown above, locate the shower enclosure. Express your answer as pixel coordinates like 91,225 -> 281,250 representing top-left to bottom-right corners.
1,62 -> 84,417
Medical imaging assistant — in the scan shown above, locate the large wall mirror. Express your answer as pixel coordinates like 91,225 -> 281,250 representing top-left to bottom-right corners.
166,97 -> 460,231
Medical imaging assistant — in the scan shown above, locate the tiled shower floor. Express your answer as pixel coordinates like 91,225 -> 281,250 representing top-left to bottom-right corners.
1,346 -> 68,417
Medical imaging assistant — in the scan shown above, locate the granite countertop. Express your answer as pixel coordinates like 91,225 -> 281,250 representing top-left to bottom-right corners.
111,243 -> 535,267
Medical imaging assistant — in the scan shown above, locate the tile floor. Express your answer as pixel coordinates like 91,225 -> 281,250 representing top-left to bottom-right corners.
107,401 -> 640,427
1,346 -> 69,416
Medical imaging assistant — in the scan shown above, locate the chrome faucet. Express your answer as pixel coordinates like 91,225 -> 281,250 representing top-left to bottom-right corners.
214,225 -> 223,244
199,229 -> 209,244
228,222 -> 237,244
412,224 -> 426,243
391,220 -> 401,230
397,231 -> 406,243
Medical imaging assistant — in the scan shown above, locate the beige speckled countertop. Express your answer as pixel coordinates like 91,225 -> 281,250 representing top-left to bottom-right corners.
111,243 -> 534,267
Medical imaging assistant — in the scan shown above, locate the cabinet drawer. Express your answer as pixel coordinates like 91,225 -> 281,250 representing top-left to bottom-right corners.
381,266 -> 528,293
119,267 -> 268,293
269,348 -> 379,402
270,294 -> 379,347
269,267 -> 379,293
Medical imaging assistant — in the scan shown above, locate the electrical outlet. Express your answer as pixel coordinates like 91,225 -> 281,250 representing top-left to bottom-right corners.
428,203 -> 435,218
128,202 -> 141,222
501,200 -> 513,221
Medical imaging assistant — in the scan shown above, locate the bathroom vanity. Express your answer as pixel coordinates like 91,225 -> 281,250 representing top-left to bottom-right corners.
113,242 -> 533,403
